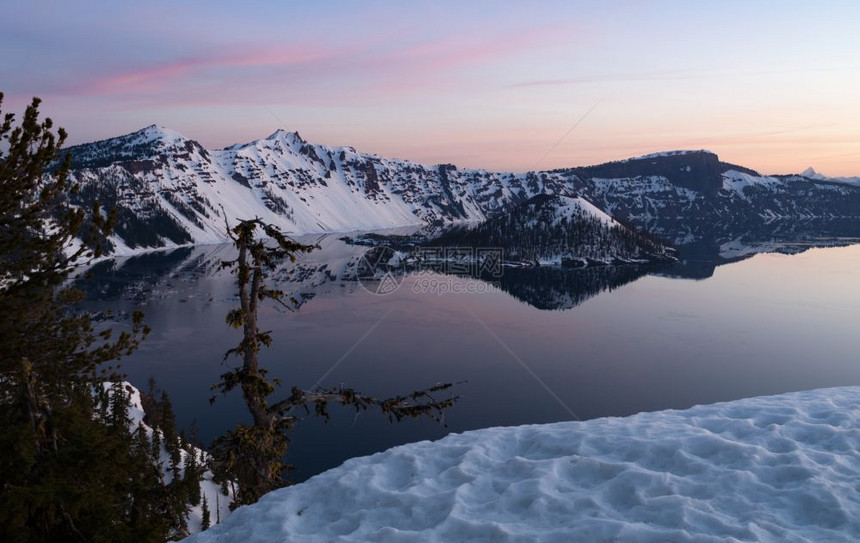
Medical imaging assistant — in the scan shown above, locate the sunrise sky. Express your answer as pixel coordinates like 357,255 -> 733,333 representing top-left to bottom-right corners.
3,0 -> 859,175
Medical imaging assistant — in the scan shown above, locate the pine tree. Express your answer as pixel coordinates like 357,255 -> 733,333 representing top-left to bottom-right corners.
140,375 -> 163,429
184,445 -> 202,506
107,381 -> 133,431
160,391 -> 182,477
210,218 -> 458,507
150,427 -> 163,469
200,493 -> 212,531
0,94 -> 171,541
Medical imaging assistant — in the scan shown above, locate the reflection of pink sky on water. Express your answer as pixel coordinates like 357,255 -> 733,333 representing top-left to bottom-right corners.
85,239 -> 860,480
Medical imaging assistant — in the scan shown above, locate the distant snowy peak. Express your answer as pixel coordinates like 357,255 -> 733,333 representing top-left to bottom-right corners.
136,124 -> 190,145
232,128 -> 307,150
266,128 -> 303,141
97,124 -> 190,150
797,167 -> 860,186
801,166 -> 823,179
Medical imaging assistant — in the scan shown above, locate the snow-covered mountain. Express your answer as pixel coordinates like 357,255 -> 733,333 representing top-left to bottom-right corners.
431,194 -> 676,267
63,127 -> 860,254
798,167 -> 860,187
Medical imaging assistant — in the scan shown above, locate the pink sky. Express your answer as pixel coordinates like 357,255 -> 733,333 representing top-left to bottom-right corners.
3,1 -> 859,175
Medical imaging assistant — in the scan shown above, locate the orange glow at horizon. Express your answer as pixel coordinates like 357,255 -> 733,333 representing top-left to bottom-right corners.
3,1 -> 858,177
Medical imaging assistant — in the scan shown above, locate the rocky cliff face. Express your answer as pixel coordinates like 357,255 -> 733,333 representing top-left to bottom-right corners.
568,150 -> 756,195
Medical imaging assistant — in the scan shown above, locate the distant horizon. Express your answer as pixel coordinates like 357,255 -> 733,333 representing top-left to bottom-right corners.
61,121 -> 853,178
4,1 -> 859,176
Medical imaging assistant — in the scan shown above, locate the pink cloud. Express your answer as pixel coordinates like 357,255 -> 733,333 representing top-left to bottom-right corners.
60,23 -> 570,107
67,44 -> 351,96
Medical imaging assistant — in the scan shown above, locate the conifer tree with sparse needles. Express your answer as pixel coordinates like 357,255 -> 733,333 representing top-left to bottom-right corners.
211,217 -> 458,507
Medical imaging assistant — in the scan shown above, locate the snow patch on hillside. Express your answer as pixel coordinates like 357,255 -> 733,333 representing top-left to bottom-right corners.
722,169 -> 782,198
186,387 -> 860,542
629,149 -> 714,160
106,383 -> 233,534
134,124 -> 188,146
552,195 -> 618,227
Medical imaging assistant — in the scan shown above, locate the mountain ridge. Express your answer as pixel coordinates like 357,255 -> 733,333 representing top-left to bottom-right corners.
61,126 -> 860,255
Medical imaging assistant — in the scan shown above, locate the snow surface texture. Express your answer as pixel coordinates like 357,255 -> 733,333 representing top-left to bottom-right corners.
185,387 -> 860,543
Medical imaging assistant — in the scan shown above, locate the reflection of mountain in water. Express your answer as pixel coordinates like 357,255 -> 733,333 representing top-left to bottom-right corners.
642,218 -> 860,279
478,265 -> 655,310
80,246 -> 202,302
78,235 -> 366,308
78,220 -> 860,312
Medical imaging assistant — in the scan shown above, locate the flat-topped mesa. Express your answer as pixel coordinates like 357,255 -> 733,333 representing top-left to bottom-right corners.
572,150 -> 760,195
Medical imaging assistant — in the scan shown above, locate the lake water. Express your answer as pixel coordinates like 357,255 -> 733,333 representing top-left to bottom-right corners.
81,232 -> 860,481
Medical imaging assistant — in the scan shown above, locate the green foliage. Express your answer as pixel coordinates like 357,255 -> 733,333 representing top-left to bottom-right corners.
211,218 -> 458,508
0,94 -> 195,541
183,449 -> 202,507
200,494 -> 211,531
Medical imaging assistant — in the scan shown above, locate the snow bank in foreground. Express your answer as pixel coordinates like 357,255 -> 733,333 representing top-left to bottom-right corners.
185,388 -> 860,542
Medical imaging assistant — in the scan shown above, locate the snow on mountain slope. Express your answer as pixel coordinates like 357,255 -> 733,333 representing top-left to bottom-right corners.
722,169 -> 783,196
624,149 -> 714,161
184,387 -> 860,543
431,194 -> 676,267
551,194 -> 618,227
62,127 -> 860,255
65,127 -> 562,254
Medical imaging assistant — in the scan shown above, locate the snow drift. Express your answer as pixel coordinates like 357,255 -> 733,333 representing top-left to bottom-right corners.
185,387 -> 860,542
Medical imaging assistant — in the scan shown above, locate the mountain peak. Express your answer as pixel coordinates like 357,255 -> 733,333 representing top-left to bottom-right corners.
63,124 -> 193,168
801,167 -> 819,177
127,124 -> 189,145
265,128 -> 304,143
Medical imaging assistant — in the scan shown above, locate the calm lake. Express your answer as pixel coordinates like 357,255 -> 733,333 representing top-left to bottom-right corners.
81,230 -> 860,481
